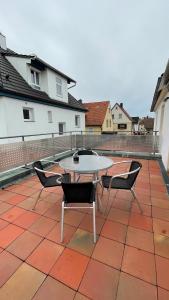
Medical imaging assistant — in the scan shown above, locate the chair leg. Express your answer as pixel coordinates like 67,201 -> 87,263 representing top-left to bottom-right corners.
60,202 -> 64,243
131,189 -> 143,214
93,202 -> 96,243
32,187 -> 44,210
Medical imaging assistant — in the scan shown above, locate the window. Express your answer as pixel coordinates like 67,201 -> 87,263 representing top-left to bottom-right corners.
106,119 -> 109,127
56,76 -> 62,96
118,124 -> 127,129
75,115 -> 80,127
23,107 -> 34,121
31,69 -> 40,90
112,114 -> 114,119
87,127 -> 94,134
48,111 -> 53,123
109,119 -> 111,127
119,113 -> 122,119
58,122 -> 65,135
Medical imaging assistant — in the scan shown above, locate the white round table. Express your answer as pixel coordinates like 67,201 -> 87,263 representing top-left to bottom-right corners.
59,155 -> 113,180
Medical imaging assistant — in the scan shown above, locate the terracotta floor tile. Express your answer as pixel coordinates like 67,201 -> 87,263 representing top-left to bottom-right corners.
92,236 -> 124,269
112,197 -> 131,212
0,251 -> 22,287
0,224 -> 24,248
0,202 -> 12,214
27,239 -> 64,274
43,203 -> 61,221
29,216 -> 56,237
0,263 -> 46,300
6,194 -> 27,205
152,207 -> 169,222
158,287 -> 169,300
122,245 -> 156,284
0,190 -> 17,201
153,218 -> 169,237
79,214 -> 105,235
131,202 -> 152,217
18,197 -> 37,210
0,206 -> 26,222
10,185 -> 38,197
74,292 -> 90,300
50,248 -> 89,290
67,229 -> 96,256
46,222 -> 76,245
126,226 -> 154,253
13,211 -> 40,229
32,276 -> 75,300
101,219 -> 127,243
154,234 -> 169,259
7,231 -> 42,260
116,272 -> 157,300
79,259 -> 120,300
151,197 -> 169,210
0,218 -> 9,230
107,207 -> 129,225
129,213 -> 153,232
151,191 -> 169,200
64,210 -> 85,227
156,255 -> 169,290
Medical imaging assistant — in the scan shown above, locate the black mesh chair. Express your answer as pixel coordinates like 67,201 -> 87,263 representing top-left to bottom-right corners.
32,161 -> 71,210
73,148 -> 98,182
61,180 -> 99,243
73,148 -> 98,157
101,160 -> 143,213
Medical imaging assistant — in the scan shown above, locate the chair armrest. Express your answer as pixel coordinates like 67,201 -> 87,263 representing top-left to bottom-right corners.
108,166 -> 141,188
34,167 -> 62,176
92,150 -> 99,156
73,151 -> 78,157
112,160 -> 132,166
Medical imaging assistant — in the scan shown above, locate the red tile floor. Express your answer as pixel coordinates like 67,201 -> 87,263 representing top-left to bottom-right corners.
0,157 -> 168,299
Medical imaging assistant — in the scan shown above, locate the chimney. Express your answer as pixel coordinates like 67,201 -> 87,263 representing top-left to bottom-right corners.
120,102 -> 123,108
0,33 -> 7,50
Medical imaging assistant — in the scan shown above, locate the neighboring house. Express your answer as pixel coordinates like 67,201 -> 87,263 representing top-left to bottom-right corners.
138,117 -> 154,133
111,102 -> 132,134
0,33 -> 86,140
151,59 -> 169,171
132,116 -> 140,132
83,101 -> 114,134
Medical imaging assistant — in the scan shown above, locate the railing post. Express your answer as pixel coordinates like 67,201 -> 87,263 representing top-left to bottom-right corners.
22,136 -> 28,168
70,131 -> 73,150
52,133 -> 55,158
153,131 -> 157,156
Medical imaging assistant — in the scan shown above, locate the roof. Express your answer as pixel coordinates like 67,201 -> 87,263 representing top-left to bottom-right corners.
139,117 -> 154,130
112,103 -> 132,121
0,47 -> 86,112
83,101 -> 109,126
150,76 -> 163,112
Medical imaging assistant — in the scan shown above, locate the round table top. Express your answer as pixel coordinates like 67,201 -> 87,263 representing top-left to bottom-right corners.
59,155 -> 113,173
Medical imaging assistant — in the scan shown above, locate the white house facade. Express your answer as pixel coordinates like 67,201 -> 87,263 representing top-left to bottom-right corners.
151,61 -> 169,171
111,102 -> 132,134
0,33 -> 86,142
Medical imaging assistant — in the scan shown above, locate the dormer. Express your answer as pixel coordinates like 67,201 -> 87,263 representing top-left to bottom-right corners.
5,52 -> 76,103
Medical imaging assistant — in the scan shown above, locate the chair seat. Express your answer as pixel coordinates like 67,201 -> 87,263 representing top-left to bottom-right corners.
44,173 -> 71,187
101,175 -> 131,190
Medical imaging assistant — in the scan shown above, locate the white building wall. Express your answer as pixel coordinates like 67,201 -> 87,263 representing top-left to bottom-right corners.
154,93 -> 169,171
0,96 -> 85,141
46,69 -> 68,102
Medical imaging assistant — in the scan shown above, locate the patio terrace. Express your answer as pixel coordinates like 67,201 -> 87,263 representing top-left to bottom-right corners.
0,156 -> 169,300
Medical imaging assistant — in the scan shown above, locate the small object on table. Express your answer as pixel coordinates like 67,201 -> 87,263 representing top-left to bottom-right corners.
73,155 -> 79,163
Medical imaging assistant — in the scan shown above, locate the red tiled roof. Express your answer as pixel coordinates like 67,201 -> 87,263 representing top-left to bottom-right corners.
83,101 -> 110,126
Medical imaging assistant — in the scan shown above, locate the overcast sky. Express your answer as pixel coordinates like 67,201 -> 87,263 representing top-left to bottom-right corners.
0,0 -> 168,116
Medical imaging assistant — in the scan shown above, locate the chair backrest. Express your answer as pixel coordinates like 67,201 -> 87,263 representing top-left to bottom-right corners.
61,182 -> 95,204
76,148 -> 96,156
32,161 -> 46,186
127,161 -> 142,188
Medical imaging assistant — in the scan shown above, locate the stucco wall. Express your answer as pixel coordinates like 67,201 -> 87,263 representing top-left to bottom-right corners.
85,126 -> 102,134
154,92 -> 169,171
102,105 -> 114,132
0,96 -> 85,140
112,104 -> 132,133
